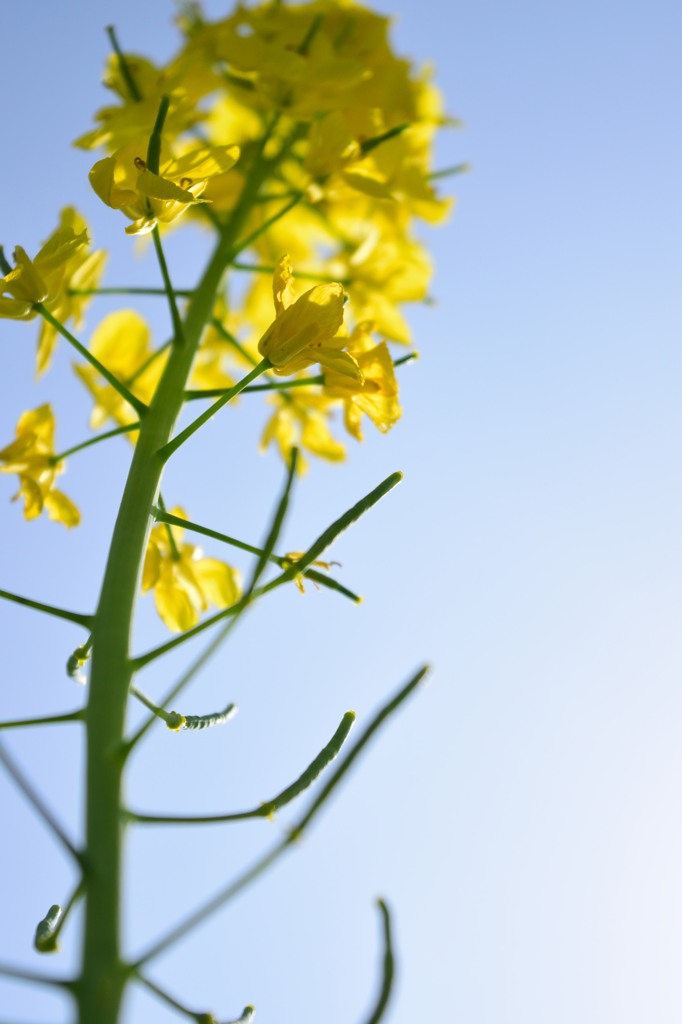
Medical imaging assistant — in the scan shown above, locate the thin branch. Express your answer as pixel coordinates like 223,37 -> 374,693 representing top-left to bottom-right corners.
0,741 -> 82,866
428,162 -> 471,180
290,666 -> 429,840
35,305 -> 147,418
262,471 -> 403,592
133,667 -> 427,966
134,469 -> 398,668
229,193 -> 303,261
125,617 -> 240,752
158,359 -> 270,462
184,352 -> 418,401
137,973 -> 207,1022
231,260 -> 349,285
151,508 -> 360,603
69,286 -> 194,298
152,229 -> 186,347
130,683 -> 236,734
0,709 -> 83,731
53,422 -> 140,462
0,962 -> 72,988
127,710 -> 355,825
0,588 -> 92,628
185,374 -> 323,400
106,25 -> 142,102
361,900 -> 395,1024
245,447 -> 298,594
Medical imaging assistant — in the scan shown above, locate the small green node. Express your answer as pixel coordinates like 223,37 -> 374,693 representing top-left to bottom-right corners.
34,904 -> 62,953
165,711 -> 186,732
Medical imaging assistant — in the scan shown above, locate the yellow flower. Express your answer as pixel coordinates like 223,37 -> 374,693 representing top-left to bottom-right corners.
257,255 -> 360,380
281,551 -> 336,594
261,389 -> 345,472
89,139 -> 240,235
323,323 -> 401,441
0,405 -> 79,527
327,217 -> 432,344
74,310 -> 168,432
142,509 -> 241,633
0,210 -> 106,373
75,52 -> 215,152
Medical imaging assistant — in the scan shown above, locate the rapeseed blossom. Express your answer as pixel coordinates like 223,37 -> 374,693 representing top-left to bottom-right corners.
324,322 -> 401,440
142,509 -> 241,632
257,255 -> 359,379
261,389 -> 346,471
75,310 -> 167,431
89,140 -> 240,234
0,405 -> 79,527
0,210 -> 106,373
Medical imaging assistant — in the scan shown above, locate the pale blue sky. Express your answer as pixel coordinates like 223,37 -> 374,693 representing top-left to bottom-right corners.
1,1 -> 682,1022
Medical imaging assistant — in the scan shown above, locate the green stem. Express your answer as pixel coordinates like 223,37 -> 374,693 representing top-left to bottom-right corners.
0,741 -> 82,865
0,963 -> 72,988
158,359 -> 270,462
78,103 -> 290,1024
185,374 -> 322,399
184,353 -> 418,401
136,973 -> 207,1021
134,471 -> 399,668
106,25 -> 142,102
133,668 -> 427,966
428,162 -> 470,180
0,709 -> 83,730
363,900 -> 395,1024
35,305 -> 147,418
53,422 -> 140,462
231,260 -> 349,285
69,287 -> 194,298
152,228 -> 186,348
0,588 -> 92,627
125,618 -> 239,752
230,193 -> 303,259
127,711 -> 355,824
129,684 -> 187,731
146,98 -> 186,347
126,338 -> 173,385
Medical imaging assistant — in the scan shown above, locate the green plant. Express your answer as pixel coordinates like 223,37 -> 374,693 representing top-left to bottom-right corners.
0,3 -> 456,1020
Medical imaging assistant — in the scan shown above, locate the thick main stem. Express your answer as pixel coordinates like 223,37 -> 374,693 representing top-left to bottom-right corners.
78,118 -> 288,1024
77,235 -> 243,1024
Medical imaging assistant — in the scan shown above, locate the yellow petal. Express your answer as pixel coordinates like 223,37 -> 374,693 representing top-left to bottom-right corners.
171,145 -> 240,178
18,475 -> 44,519
44,490 -> 80,528
142,541 -> 161,591
192,558 -> 241,609
154,582 -> 199,633
136,169 -> 201,204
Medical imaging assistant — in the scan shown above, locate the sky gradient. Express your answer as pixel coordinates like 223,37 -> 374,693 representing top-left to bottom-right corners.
1,1 -> 682,1022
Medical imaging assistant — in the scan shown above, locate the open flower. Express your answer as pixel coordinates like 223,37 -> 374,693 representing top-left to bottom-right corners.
0,209 -> 106,374
142,509 -> 241,633
257,255 -> 361,380
89,139 -> 240,235
0,405 -> 79,527
323,322 -> 401,440
75,310 -> 167,431
260,389 -> 346,471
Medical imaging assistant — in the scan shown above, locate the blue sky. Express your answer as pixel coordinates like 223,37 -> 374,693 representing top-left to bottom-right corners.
1,1 -> 682,1022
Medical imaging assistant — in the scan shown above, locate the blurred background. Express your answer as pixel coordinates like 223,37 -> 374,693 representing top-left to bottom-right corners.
1,0 -> 682,1021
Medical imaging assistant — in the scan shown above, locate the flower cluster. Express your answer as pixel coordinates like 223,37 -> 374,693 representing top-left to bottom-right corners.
0,209 -> 106,373
72,0 -> 452,461
1,0 -> 454,630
